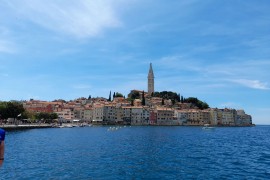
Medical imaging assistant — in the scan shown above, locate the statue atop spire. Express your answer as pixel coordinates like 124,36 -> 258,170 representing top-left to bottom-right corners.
148,63 -> 154,95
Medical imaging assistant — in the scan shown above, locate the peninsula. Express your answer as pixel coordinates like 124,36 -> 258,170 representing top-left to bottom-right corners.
0,63 -> 252,127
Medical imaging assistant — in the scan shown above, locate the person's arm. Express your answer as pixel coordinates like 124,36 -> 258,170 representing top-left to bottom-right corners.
0,129 -> 5,166
0,141 -> 4,165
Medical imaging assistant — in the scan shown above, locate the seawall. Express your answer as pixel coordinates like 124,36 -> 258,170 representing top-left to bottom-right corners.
0,124 -> 52,131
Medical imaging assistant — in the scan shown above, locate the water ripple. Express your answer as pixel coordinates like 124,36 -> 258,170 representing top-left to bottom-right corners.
1,126 -> 270,179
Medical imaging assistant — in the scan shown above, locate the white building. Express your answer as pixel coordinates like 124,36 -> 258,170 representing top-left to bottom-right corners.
174,110 -> 188,125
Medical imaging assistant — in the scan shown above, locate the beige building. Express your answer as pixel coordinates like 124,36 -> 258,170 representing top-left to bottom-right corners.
92,105 -> 104,123
131,107 -> 149,125
122,106 -> 132,124
209,108 -> 218,125
146,97 -> 162,107
115,108 -> 123,123
56,108 -> 74,121
83,108 -> 93,122
220,108 -> 236,125
185,109 -> 210,125
156,107 -> 174,125
103,105 -> 116,122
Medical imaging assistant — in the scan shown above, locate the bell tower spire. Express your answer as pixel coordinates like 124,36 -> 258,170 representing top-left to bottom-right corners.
148,63 -> 154,95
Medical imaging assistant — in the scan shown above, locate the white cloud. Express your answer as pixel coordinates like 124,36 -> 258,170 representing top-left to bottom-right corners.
230,79 -> 269,90
156,55 -> 203,72
4,0 -> 122,38
152,54 -> 270,93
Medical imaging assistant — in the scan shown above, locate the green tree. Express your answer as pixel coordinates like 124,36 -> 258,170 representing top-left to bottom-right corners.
35,112 -> 58,123
50,113 -> 58,120
130,91 -> 140,99
0,101 -> 25,119
108,91 -> 112,101
153,91 -> 180,103
142,91 -> 145,106
177,94 -> 181,102
183,97 -> 209,110
115,92 -> 124,97
22,111 -> 36,122
162,98 -> 165,105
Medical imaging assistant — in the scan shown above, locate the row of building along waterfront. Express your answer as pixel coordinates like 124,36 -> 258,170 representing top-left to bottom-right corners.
22,96 -> 252,126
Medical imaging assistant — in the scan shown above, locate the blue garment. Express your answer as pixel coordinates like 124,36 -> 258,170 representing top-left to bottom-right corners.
0,128 -> 5,142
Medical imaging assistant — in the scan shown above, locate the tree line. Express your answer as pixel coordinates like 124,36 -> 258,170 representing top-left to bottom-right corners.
127,90 -> 209,109
0,101 -> 58,123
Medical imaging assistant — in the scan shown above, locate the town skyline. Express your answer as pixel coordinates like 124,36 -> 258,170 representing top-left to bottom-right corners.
0,1 -> 269,125
0,63 -> 252,127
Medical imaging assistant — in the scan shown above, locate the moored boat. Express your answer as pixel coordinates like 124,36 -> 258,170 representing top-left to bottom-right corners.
202,124 -> 215,130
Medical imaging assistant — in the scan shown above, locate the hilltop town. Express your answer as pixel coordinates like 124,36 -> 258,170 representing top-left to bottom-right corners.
1,63 -> 252,126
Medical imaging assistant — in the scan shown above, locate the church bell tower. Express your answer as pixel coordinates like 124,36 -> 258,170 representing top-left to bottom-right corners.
148,63 -> 154,95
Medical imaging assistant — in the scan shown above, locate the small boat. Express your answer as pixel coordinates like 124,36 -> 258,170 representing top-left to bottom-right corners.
58,124 -> 73,128
107,126 -> 119,131
202,124 -> 215,130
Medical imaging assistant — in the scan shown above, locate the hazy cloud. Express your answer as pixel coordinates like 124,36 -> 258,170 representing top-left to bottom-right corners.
154,54 -> 270,92
4,0 -> 122,38
231,79 -> 269,90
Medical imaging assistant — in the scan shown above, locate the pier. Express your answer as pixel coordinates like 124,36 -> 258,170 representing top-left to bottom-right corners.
0,124 -> 52,130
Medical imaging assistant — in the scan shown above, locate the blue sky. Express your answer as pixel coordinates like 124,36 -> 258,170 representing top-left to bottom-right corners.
0,0 -> 270,124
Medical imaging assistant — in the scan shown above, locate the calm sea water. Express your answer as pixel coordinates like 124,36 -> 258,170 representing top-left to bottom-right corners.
1,125 -> 270,179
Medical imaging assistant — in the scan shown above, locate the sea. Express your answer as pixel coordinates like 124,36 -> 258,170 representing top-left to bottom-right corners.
1,125 -> 270,179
